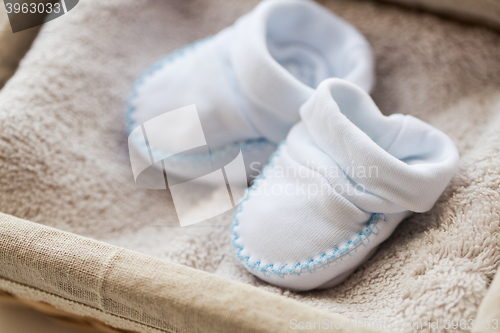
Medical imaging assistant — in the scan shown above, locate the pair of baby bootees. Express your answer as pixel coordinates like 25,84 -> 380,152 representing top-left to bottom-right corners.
127,0 -> 459,291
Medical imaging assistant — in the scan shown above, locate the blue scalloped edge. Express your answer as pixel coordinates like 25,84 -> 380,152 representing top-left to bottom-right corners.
230,144 -> 387,278
125,35 -> 276,164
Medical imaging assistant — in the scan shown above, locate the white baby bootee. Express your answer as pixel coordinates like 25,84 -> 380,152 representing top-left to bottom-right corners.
127,0 -> 374,183
231,78 -> 459,291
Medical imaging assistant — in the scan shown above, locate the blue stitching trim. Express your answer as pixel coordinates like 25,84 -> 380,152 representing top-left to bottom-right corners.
230,144 -> 387,278
125,35 -> 276,163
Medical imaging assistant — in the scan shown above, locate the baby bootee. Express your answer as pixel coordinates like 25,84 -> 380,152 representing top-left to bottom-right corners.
127,0 -> 374,183
231,78 -> 459,291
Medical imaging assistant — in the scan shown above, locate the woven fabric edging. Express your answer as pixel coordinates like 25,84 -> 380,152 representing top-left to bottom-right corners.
0,277 -> 167,333
0,212 -> 385,333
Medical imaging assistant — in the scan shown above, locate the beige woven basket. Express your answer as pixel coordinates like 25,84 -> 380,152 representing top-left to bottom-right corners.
0,290 -> 136,333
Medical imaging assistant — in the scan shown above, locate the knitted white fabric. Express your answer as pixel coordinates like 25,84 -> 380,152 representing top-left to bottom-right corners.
231,78 -> 460,291
127,0 -> 374,182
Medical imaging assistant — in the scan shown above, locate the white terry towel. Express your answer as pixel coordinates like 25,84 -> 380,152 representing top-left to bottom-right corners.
127,0 -> 374,182
231,78 -> 460,291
